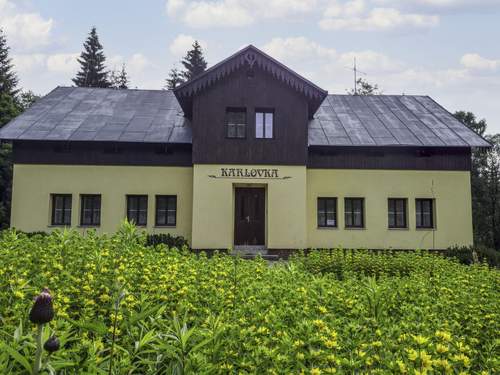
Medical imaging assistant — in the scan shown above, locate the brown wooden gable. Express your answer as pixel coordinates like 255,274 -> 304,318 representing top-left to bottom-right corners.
174,45 -> 328,119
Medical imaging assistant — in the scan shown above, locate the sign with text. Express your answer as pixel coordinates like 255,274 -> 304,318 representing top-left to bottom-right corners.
208,167 -> 291,180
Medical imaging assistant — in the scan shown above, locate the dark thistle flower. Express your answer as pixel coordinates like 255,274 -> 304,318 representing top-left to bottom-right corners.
29,288 -> 54,324
43,335 -> 60,353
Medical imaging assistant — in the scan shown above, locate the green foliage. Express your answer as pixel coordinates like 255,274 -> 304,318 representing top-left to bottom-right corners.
72,27 -> 111,88
0,229 -> 498,373
348,78 -> 382,95
0,29 -> 19,97
444,245 -> 499,267
165,67 -> 184,90
146,233 -> 189,249
110,64 -> 129,89
454,111 -> 500,249
181,41 -> 207,82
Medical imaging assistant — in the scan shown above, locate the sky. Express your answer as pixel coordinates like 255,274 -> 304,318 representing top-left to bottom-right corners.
2,0 -> 500,133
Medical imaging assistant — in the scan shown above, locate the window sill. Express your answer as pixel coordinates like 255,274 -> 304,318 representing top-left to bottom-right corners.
344,227 -> 365,230
317,226 -> 338,230
388,227 -> 409,230
416,227 -> 435,231
48,224 -> 71,228
154,225 -> 176,228
78,225 -> 100,228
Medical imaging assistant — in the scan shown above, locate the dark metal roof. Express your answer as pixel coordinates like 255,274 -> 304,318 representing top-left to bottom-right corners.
0,87 -> 490,148
0,86 -> 191,144
309,95 -> 491,147
174,45 -> 328,118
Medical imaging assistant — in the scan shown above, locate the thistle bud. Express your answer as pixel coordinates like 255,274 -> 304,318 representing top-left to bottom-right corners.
43,335 -> 60,353
29,288 -> 54,324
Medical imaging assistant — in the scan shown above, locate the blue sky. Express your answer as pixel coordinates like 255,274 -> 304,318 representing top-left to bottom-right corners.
2,0 -> 500,132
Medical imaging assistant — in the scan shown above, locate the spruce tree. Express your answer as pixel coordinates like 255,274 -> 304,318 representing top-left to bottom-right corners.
181,41 -> 207,81
165,67 -> 184,89
72,27 -> 110,88
0,29 -> 19,97
110,64 -> 129,89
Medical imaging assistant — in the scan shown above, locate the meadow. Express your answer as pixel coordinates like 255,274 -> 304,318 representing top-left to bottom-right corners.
0,223 -> 498,374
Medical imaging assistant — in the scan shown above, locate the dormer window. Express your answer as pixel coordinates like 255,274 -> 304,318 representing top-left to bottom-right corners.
256,110 -> 273,139
226,108 -> 246,139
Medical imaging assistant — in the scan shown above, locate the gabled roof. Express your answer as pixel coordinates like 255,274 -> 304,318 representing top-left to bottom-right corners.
174,45 -> 328,118
0,87 -> 191,144
309,95 -> 491,147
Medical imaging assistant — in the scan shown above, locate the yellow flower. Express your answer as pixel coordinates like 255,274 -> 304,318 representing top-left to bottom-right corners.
452,354 -> 470,367
318,306 -> 327,314
420,351 -> 433,370
13,290 -> 24,298
324,339 -> 338,349
396,360 -> 407,373
310,368 -> 321,375
296,352 -> 305,360
435,343 -> 448,354
435,330 -> 452,342
412,335 -> 429,346
407,348 -> 418,361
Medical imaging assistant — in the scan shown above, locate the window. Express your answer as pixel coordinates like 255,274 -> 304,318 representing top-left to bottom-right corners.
80,195 -> 101,226
255,110 -> 274,139
127,195 -> 148,226
388,198 -> 407,228
317,198 -> 337,228
416,199 -> 434,229
51,194 -> 72,226
345,198 -> 364,228
226,108 -> 246,138
155,195 -> 177,226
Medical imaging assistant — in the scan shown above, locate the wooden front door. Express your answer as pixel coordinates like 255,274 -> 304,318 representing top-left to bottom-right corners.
234,188 -> 265,246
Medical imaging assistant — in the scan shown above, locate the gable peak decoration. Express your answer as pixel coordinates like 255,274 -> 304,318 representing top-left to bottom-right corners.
173,45 -> 328,118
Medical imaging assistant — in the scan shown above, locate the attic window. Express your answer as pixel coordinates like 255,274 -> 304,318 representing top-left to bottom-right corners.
255,110 -> 274,139
226,108 -> 246,139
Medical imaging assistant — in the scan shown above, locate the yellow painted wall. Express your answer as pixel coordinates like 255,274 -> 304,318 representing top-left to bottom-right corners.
191,164 -> 307,249
10,164 -> 473,250
307,169 -> 473,249
11,164 -> 193,241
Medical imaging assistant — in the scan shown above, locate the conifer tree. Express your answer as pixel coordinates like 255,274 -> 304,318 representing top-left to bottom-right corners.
0,29 -> 19,97
110,64 -> 129,89
72,27 -> 110,88
181,41 -> 207,81
165,67 -> 184,89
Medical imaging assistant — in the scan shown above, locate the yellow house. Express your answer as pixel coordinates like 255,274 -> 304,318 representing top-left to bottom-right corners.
0,46 -> 491,252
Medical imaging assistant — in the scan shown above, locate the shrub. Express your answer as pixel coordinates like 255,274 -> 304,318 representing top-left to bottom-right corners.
444,245 -> 499,267
0,228 -> 498,373
146,233 -> 189,249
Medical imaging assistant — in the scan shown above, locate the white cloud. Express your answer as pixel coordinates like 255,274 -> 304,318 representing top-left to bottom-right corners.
324,0 -> 366,18
165,0 -> 317,28
108,53 -> 152,74
320,7 -> 439,31
128,53 -> 151,74
166,0 -> 186,15
373,0 -> 500,12
12,53 -> 46,73
181,1 -> 253,28
169,34 -> 206,59
0,0 -> 54,50
46,53 -> 80,74
262,37 -> 337,62
460,53 -> 499,71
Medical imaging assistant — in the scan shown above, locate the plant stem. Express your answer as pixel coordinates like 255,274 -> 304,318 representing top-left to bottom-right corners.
33,324 -> 44,375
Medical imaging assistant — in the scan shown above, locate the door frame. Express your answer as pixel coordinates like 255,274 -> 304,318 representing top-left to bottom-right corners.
232,184 -> 267,247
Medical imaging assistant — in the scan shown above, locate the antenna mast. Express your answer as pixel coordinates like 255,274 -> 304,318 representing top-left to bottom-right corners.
345,57 -> 366,95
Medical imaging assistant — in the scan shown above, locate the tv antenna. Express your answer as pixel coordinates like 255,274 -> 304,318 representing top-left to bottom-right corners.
345,57 -> 366,95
